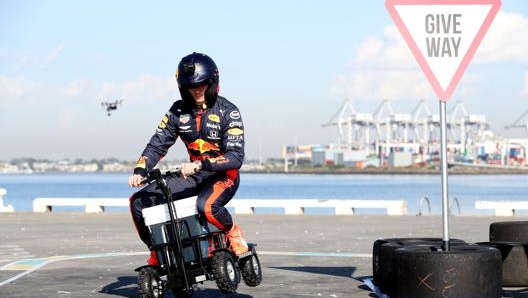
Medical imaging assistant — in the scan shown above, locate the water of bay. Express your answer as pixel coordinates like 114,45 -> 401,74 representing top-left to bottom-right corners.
1,172 -> 527,216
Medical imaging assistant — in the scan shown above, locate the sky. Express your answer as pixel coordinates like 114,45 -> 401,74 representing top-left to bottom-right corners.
1,0 -> 527,162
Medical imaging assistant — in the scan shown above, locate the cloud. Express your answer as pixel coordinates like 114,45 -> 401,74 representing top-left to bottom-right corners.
333,24 -> 433,102
0,71 -> 177,109
333,70 -> 434,102
0,75 -> 40,106
58,79 -> 91,99
352,25 -> 415,69
335,10 -> 528,103
45,45 -> 64,63
0,74 -> 88,107
477,11 -> 528,63
0,75 -> 33,98
0,44 -> 64,73
96,74 -> 177,103
57,107 -> 79,129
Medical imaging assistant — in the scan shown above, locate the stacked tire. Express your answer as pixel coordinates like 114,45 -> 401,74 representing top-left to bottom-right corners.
372,238 -> 465,297
372,237 -> 503,298
477,221 -> 528,287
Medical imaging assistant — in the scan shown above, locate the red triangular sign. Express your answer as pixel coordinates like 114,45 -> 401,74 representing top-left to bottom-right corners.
385,0 -> 501,101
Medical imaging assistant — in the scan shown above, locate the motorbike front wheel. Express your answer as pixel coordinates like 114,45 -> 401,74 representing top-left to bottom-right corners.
211,250 -> 239,293
240,253 -> 262,287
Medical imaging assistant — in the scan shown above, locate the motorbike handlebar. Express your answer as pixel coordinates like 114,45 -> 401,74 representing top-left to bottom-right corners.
140,168 -> 182,185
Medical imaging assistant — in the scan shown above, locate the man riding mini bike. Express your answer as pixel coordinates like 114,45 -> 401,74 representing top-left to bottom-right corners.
135,168 -> 262,297
128,52 -> 261,297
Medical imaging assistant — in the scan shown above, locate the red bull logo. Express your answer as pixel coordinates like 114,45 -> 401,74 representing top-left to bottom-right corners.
187,139 -> 220,154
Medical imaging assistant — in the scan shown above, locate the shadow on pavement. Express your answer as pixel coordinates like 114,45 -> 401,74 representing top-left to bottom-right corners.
352,275 -> 380,298
100,276 -> 138,297
100,275 -> 254,298
269,266 -> 356,278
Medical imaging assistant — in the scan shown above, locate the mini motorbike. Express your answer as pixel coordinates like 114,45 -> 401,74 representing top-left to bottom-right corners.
135,168 -> 262,297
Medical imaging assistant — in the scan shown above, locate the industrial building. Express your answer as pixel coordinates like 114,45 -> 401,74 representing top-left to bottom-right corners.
283,99 -> 528,169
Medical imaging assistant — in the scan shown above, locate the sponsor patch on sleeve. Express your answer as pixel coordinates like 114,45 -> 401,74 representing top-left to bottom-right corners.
136,156 -> 147,168
227,128 -> 243,135
158,115 -> 169,129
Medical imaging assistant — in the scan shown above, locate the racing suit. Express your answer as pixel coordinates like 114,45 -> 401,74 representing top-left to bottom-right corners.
129,95 -> 245,247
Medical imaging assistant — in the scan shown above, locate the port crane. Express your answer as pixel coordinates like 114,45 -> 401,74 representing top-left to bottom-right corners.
505,109 -> 528,131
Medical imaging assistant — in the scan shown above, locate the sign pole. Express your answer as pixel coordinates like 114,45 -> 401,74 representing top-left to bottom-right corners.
439,100 -> 450,251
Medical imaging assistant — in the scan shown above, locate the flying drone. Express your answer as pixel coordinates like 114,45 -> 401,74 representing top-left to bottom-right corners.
101,100 -> 123,116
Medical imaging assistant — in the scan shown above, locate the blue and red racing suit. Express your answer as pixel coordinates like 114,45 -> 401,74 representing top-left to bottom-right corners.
129,95 -> 245,247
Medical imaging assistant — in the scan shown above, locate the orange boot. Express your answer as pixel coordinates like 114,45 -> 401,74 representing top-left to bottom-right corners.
226,224 -> 248,255
147,250 -> 159,266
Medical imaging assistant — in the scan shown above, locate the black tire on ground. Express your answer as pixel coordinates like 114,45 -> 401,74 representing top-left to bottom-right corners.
138,267 -> 164,298
376,241 -> 467,297
490,221 -> 528,242
477,241 -> 528,287
376,242 -> 408,296
240,253 -> 262,287
372,237 -> 466,290
211,250 -> 239,293
372,239 -> 390,287
394,245 -> 502,298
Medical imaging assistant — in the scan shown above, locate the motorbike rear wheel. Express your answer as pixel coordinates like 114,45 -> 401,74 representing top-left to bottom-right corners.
138,267 -> 164,298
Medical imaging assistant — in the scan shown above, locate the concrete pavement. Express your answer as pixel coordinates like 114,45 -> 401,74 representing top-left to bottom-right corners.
0,212 -> 526,298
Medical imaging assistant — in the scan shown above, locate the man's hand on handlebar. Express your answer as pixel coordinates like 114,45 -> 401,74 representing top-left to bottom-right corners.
180,161 -> 202,178
128,174 -> 146,188
128,161 -> 201,186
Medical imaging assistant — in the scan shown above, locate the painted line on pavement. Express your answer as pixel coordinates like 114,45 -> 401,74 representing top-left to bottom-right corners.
0,252 -> 146,287
259,251 -> 371,258
0,250 -> 371,287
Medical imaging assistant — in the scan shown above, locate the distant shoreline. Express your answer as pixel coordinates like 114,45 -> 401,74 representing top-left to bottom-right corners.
2,165 -> 527,175
242,166 -> 528,175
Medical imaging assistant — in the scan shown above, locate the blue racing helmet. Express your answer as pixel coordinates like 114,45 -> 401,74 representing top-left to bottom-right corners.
176,52 -> 219,106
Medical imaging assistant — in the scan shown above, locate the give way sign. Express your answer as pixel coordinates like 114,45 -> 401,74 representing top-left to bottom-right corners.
385,0 -> 501,101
